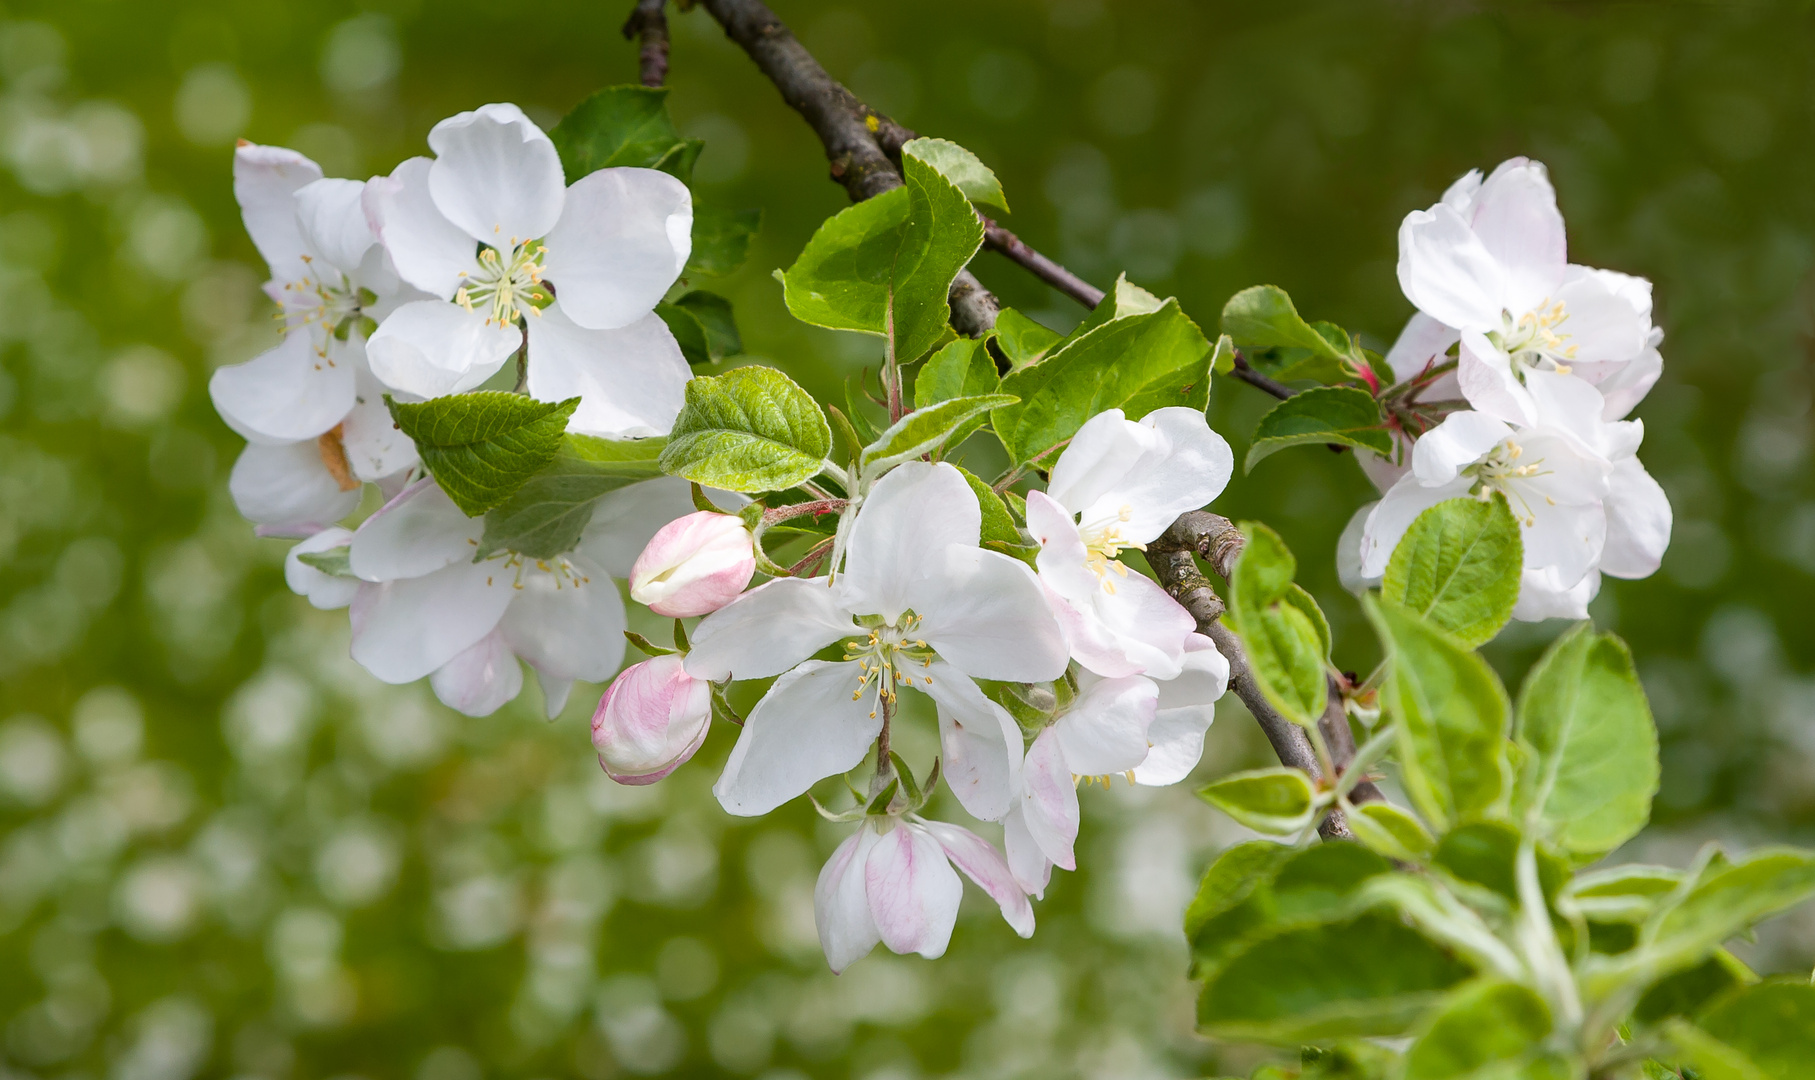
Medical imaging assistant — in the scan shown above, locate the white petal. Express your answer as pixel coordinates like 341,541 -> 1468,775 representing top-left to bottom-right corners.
1384,311 -> 1461,384
234,142 -> 322,280
1359,474 -> 1472,579
919,819 -> 1035,938
1601,456 -> 1670,579
366,299 -> 522,399
1552,266 -> 1649,368
1001,805 -> 1053,899
1045,408 -> 1157,515
427,103 -> 565,246
1337,501 -> 1377,593
498,554 -> 628,694
1512,429 -> 1612,507
814,829 -> 882,974
1075,407 -> 1235,543
1411,410 -> 1512,485
866,822 -> 963,961
1159,633 -> 1230,709
535,670 -> 576,717
1397,203 -> 1507,333
229,441 -> 359,533
1593,339 -> 1662,422
1134,705 -> 1216,787
430,629 -> 523,716
525,305 -> 689,437
577,476 -> 700,576
364,156 -> 478,298
841,462 -> 979,622
1016,728 -> 1078,871
1056,675 -> 1157,776
1031,495 -> 1193,679
1458,331 -> 1538,427
209,330 -> 356,444
542,167 -> 692,330
348,560 -> 513,684
1513,567 -> 1598,622
1467,158 -> 1566,316
284,526 -> 359,610
340,357 -> 420,481
923,664 -> 1022,822
1517,497 -> 1606,587
915,545 -> 1069,683
1440,168 -> 1483,213
294,177 -> 375,276
683,577 -> 856,682
712,660 -> 881,816
349,478 -> 481,582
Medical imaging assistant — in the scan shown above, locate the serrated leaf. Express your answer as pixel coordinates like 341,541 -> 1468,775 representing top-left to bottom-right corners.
1210,332 -> 1235,375
687,206 -> 761,277
1382,495 -> 1523,648
1245,386 -> 1392,470
1348,802 -> 1436,863
1402,979 -> 1553,1080
1365,596 -> 1510,833
388,392 -> 579,517
859,393 -> 1018,477
295,547 -> 355,578
477,434 -> 666,558
1513,623 -> 1659,862
657,290 -> 743,365
956,465 -> 1019,546
1198,767 -> 1317,836
1222,284 -> 1351,383
1226,523 -> 1328,726
550,85 -> 698,183
902,137 -> 1008,212
994,308 -> 1061,368
913,336 -> 1001,449
659,367 -> 832,493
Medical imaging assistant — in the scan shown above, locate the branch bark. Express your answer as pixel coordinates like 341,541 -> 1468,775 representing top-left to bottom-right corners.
980,216 -> 1104,310
622,0 -> 671,88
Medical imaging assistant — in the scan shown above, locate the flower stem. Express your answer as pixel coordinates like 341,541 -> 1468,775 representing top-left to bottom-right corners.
870,694 -> 895,798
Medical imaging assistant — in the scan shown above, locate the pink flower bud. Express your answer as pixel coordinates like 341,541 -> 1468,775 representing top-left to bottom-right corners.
591,655 -> 712,785
628,512 -> 756,617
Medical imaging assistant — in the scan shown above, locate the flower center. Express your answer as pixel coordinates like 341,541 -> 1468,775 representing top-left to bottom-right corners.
278,255 -> 375,346
455,240 -> 550,328
1491,299 -> 1577,378
1464,438 -> 1549,525
467,541 -> 592,590
1078,505 -> 1144,594
842,614 -> 937,720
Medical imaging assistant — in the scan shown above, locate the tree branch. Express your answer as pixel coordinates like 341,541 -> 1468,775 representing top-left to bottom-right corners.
1231,350 -> 1295,401
980,216 -> 1104,309
622,0 -> 671,88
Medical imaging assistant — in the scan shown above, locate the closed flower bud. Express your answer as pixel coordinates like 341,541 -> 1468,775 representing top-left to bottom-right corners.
592,655 -> 712,785
628,512 -> 756,617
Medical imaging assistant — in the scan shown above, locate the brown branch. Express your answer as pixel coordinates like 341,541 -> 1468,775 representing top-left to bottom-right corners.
980,216 -> 1104,310
1231,350 -> 1295,401
622,0 -> 670,88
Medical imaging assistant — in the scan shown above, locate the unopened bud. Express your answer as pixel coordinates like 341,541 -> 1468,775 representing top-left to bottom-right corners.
592,655 -> 712,785
628,512 -> 756,617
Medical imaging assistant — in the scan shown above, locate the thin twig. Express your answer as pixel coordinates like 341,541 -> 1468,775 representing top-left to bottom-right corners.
980,215 -> 1104,309
621,0 -> 671,88
1230,350 -> 1294,401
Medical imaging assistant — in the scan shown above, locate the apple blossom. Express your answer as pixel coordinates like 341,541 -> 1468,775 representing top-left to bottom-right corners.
683,462 -> 1068,820
1025,406 -> 1234,679
364,103 -> 692,437
628,511 -> 756,617
591,655 -> 712,785
283,527 -> 359,611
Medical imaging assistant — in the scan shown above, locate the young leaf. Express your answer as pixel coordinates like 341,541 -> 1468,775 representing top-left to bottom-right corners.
1365,596 -> 1510,833
1513,623 -> 1659,862
1663,1020 -> 1774,1080
858,393 -> 1018,477
295,546 -> 355,578
893,149 -> 987,361
900,137 -> 1008,212
1244,386 -> 1393,470
956,465 -> 1019,546
1184,841 -> 1296,941
656,290 -> 743,365
1056,274 -> 1165,349
915,336 -> 1001,407
1566,864 -> 1684,924
1401,979 -> 1553,1080
550,85 -> 698,182
1226,524 -> 1328,726
1686,979 -> 1815,1078
1633,949 -> 1755,1025
1381,495 -> 1523,648
659,367 -> 833,492
1348,802 -> 1437,863
994,308 -> 1062,368
1431,821 -> 1568,905
387,392 -> 579,517
1188,843 -> 1392,982
477,434 -> 666,559
1221,284 -> 1350,382
1198,767 -> 1317,835
687,206 -> 762,277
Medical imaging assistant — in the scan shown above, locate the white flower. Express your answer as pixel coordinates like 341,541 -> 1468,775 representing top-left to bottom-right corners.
284,527 -> 359,610
815,814 -> 1033,973
683,462 -> 1069,820
344,474 -> 701,717
1025,407 -> 1233,679
1397,158 -> 1657,428
364,103 -> 692,436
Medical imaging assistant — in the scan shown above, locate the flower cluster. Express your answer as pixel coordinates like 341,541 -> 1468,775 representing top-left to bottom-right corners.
1348,158 -> 1672,618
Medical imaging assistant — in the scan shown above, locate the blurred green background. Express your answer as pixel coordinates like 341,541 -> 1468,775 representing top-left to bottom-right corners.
3,1 -> 1814,1077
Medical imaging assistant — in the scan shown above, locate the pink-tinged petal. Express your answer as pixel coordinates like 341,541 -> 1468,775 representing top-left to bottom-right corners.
1601,456 -> 1670,580
284,527 -> 359,610
524,305 -> 689,438
542,167 -> 692,330
1337,501 -> 1378,593
349,478 -> 480,582
1440,169 -> 1484,212
629,511 -> 756,618
712,660 -> 881,816
349,560 -> 513,684
1017,728 -> 1078,872
1384,311 -> 1461,385
918,819 -> 1035,938
1136,636 -> 1226,786
498,553 -> 628,697
339,357 -> 420,482
1359,474 -> 1473,579
1044,408 -> 1158,516
577,477 -> 699,577
1593,336 -> 1662,422
841,462 -> 980,622
1070,408 -> 1235,544
1551,266 -> 1649,368
229,441 -> 360,533
1458,331 -> 1538,428
915,545 -> 1070,683
1467,158 -> 1567,316
430,629 -> 523,717
592,654 -> 713,782
815,829 -> 882,974
865,823 -> 962,960
294,177 -> 374,276
234,142 -> 322,280
366,299 -> 522,399
364,156 -> 478,298
1001,805 -> 1053,899
209,330 -> 356,444
1033,547 -> 1195,681
1056,675 -> 1156,777
1411,410 -> 1512,486
683,577 -> 856,682
1397,203 -> 1506,333
427,103 -> 566,246
1514,567 -> 1598,622
923,663 -> 1022,822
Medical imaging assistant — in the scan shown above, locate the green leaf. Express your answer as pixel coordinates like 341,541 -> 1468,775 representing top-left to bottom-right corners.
1566,864 -> 1684,924
1188,843 -> 1393,982
1221,284 -> 1351,383
656,290 -> 744,366
1197,767 -> 1317,836
1663,1021 -> 1774,1080
1403,979 -> 1553,1080
916,336 -> 1001,406
901,137 -> 1008,212
1365,596 -> 1510,833
1210,332 -> 1236,376
993,308 -> 1061,368
1381,495 -> 1523,648
1513,624 -> 1659,862
859,393 -> 1018,477
1431,821 -> 1568,906
1185,841 -> 1295,941
1284,582 -> 1333,660
1244,386 -> 1392,471
1633,949 -> 1755,1025
687,206 -> 761,277
1058,274 -> 1165,348
477,434 -> 666,559
387,392 -> 579,517
550,85 -> 699,183
295,546 -> 354,578
1692,979 -> 1815,1079
1226,523 -> 1328,726
659,367 -> 833,493
1348,802 -> 1436,863
1197,912 -> 1472,1043
956,465 -> 1019,546
991,297 -> 1211,466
